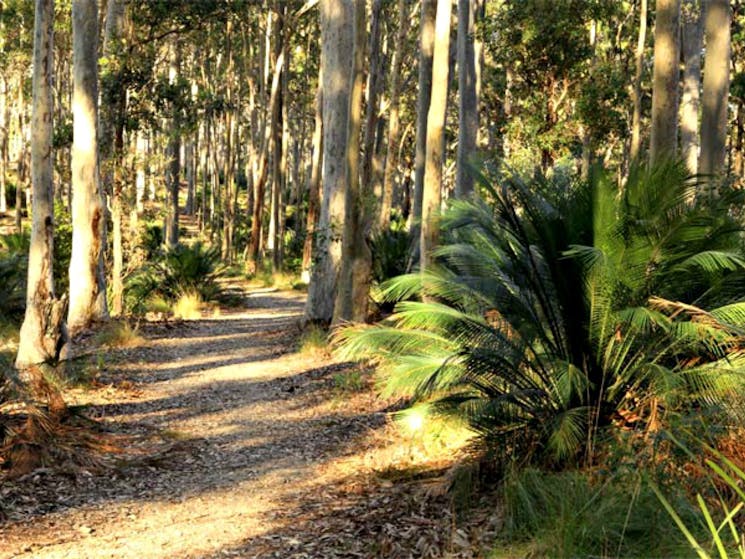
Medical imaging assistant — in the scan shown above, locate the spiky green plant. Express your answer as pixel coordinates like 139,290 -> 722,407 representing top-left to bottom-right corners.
336,162 -> 745,466
124,242 -> 225,314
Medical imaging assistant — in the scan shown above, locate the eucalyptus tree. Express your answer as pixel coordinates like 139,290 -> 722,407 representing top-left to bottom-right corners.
699,0 -> 731,177
420,0 -> 452,272
680,0 -> 703,175
67,0 -> 107,336
305,0 -> 353,324
16,0 -> 67,370
649,0 -> 681,165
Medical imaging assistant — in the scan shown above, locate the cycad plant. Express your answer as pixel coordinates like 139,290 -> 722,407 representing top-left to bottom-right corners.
125,241 -> 225,314
336,162 -> 745,466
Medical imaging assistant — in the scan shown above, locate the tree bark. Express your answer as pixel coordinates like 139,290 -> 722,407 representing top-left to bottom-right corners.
334,0 -> 368,324
16,0 -> 68,370
409,0 -> 437,245
420,0 -> 452,272
649,0 -> 681,165
680,0 -> 703,175
455,0 -> 480,198
360,0 -> 383,194
304,0 -> 353,325
699,0 -> 731,177
68,0 -> 108,337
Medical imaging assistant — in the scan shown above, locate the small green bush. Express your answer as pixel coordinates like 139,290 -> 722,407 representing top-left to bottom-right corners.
125,241 -> 224,315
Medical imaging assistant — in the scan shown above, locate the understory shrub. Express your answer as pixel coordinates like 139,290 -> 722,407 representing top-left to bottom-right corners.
125,241 -> 224,315
0,232 -> 29,323
337,162 -> 745,468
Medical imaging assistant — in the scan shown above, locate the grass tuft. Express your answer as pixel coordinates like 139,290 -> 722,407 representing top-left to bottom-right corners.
298,325 -> 330,358
172,291 -> 203,320
94,320 -> 143,348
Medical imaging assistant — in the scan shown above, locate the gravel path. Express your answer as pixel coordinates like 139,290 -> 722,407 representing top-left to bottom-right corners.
0,288 -> 491,558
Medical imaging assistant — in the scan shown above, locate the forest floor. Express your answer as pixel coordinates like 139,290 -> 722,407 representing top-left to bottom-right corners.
0,283 -> 499,558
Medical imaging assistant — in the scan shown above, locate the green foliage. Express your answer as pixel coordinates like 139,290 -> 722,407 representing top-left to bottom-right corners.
654,438 -> 745,559
53,202 -> 73,296
498,468 -> 698,558
370,222 -> 412,285
337,162 -> 745,467
0,232 -> 29,323
125,242 -> 224,315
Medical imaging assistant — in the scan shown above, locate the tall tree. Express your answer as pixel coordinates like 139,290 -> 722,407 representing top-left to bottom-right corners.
409,0 -> 437,239
649,0 -> 681,165
68,0 -> 108,336
680,0 -> 703,174
304,0 -> 353,324
16,0 -> 67,370
335,0 -> 368,323
455,0 -> 481,198
630,0 -> 649,164
164,41 -> 182,248
699,0 -> 731,177
99,0 -> 125,315
420,0 -> 452,272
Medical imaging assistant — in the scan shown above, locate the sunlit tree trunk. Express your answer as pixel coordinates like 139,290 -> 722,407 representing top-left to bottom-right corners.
680,0 -> 703,175
68,0 -> 108,336
409,0 -> 437,245
420,0 -> 452,272
649,0 -> 681,165
99,0 -> 125,315
699,0 -> 731,177
360,0 -> 383,194
305,0 -> 353,324
630,0 -> 648,164
16,0 -> 67,371
379,0 -> 410,230
335,0 -> 368,323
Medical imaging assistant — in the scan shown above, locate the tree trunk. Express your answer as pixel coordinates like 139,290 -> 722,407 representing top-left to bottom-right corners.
455,0 -> 480,198
360,0 -> 383,194
304,0 -> 353,325
99,0 -> 125,316
335,0 -> 368,324
699,0 -> 731,177
379,0 -> 411,230
68,0 -> 108,337
649,0 -> 681,165
409,0 -> 437,245
301,64 -> 323,284
165,42 -> 182,248
420,0 -> 452,272
680,0 -> 703,175
16,0 -> 68,370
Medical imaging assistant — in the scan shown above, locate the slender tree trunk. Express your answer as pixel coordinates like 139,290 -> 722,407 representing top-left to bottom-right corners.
301,65 -> 323,284
680,0 -> 703,175
379,0 -> 411,230
165,42 -> 182,248
649,0 -> 681,165
361,0 -> 383,193
15,81 -> 25,233
699,0 -> 731,177
630,0 -> 647,163
68,0 -> 108,337
420,0 -> 452,272
0,72 -> 7,215
304,0 -> 353,325
99,0 -> 125,316
247,49 -> 284,274
16,0 -> 68,371
455,0 -> 480,198
335,0 -> 368,323
409,0 -> 437,241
